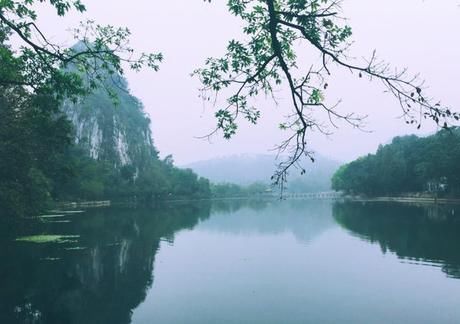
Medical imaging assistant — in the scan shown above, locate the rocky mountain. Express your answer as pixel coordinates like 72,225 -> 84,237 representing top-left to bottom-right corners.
62,77 -> 158,171
58,72 -> 210,202
185,154 -> 341,192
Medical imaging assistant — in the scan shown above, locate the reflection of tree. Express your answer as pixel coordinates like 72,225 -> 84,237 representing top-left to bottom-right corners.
333,202 -> 460,279
210,199 -> 270,214
0,202 -> 211,324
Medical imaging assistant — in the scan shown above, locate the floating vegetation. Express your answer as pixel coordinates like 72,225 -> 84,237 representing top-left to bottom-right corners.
106,242 -> 121,247
49,210 -> 84,214
40,257 -> 61,261
41,220 -> 72,224
15,235 -> 80,244
38,215 -> 66,218
65,246 -> 87,251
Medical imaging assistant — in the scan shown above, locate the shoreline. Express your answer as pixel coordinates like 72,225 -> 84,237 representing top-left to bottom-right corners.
346,196 -> 460,206
55,195 -> 460,210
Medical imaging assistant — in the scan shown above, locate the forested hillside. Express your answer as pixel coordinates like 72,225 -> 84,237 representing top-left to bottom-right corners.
332,129 -> 460,197
0,49 -> 210,216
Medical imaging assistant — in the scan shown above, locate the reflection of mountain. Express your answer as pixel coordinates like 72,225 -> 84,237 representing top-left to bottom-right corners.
202,200 -> 335,244
0,203 -> 211,324
334,202 -> 460,279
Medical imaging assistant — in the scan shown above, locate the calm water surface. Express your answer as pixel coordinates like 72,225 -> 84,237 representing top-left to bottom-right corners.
1,200 -> 460,323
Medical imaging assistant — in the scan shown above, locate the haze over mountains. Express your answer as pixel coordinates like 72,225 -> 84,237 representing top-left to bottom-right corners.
185,154 -> 341,193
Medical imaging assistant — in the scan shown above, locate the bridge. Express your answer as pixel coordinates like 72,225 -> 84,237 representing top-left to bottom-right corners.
279,191 -> 343,200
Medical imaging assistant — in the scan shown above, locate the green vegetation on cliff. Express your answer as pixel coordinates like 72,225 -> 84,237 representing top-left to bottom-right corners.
0,39 -> 209,216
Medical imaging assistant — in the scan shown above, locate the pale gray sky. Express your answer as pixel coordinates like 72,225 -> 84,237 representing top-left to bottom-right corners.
36,0 -> 460,164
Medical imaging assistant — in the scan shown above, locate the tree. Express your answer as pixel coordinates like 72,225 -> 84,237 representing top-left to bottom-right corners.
331,128 -> 460,197
0,84 -> 71,215
196,0 -> 458,190
0,0 -> 162,98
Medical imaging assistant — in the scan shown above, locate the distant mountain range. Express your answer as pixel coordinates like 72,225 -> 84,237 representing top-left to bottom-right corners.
184,154 -> 341,193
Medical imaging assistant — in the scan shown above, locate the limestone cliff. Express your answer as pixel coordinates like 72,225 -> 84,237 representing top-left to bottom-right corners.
62,77 -> 158,171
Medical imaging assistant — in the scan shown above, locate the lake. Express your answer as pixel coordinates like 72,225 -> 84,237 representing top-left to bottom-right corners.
1,200 -> 460,323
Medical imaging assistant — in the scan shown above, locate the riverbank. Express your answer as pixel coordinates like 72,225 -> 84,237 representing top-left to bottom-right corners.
54,194 -> 460,211
346,196 -> 460,206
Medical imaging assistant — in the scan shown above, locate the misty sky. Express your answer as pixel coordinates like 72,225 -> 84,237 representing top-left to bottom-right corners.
36,0 -> 460,164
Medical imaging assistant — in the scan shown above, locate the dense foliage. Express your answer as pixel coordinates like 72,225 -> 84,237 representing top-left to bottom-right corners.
0,85 -> 72,215
52,149 -> 211,204
332,129 -> 460,197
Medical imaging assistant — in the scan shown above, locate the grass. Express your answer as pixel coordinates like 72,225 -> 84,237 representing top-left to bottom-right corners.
15,235 -> 80,244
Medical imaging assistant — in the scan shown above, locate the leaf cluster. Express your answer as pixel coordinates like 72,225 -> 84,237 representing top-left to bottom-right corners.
0,0 -> 162,100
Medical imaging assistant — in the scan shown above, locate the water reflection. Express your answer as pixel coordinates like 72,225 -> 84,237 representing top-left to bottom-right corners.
2,200 -> 460,324
334,201 -> 460,279
0,202 -> 211,324
206,200 -> 334,244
